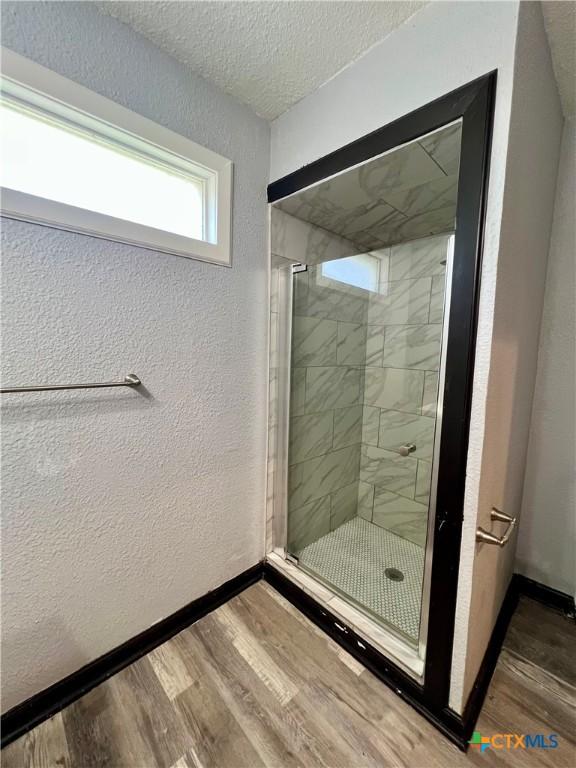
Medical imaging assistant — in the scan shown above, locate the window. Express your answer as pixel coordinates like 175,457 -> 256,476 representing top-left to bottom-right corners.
0,49 -> 232,265
321,253 -> 380,292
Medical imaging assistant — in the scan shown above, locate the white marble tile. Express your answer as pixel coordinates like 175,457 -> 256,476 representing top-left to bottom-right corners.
272,209 -> 311,263
357,480 -> 375,521
270,208 -> 287,257
359,142 -> 446,199
305,366 -> 362,413
274,129 -> 459,252
384,174 -> 459,219
330,482 -> 358,529
287,495 -> 331,553
304,219 -> 361,265
360,444 -> 417,498
279,143 -> 444,224
428,273 -> 446,324
344,213 -> 409,251
336,322 -> 366,365
271,208 -> 357,265
372,488 -> 429,547
419,122 -> 462,175
371,248 -> 390,283
421,371 -> 439,418
290,367 -> 306,416
415,460 -> 432,505
289,411 -> 334,465
269,268 -> 279,317
269,310 -> 279,369
305,277 -> 368,324
269,367 -> 279,427
389,235 -> 449,280
288,444 -> 361,510
339,201 -> 400,242
365,325 -> 384,367
368,278 -> 431,325
266,423 -> 277,552
271,252 -> 292,269
333,405 -> 363,449
274,141 -> 458,253
390,206 -> 455,244
364,367 -> 424,414
361,405 -> 380,446
378,410 -> 436,460
292,316 -> 337,367
382,324 -> 442,371
268,419 -> 277,463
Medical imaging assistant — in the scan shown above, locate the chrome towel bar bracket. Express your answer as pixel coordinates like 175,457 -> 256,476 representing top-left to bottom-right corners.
476,508 -> 516,547
0,373 -> 141,394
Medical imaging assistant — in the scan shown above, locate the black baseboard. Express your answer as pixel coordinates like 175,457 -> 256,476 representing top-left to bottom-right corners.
1,563 -> 264,749
514,574 -> 575,616
459,574 -> 520,735
2,561 -> 526,752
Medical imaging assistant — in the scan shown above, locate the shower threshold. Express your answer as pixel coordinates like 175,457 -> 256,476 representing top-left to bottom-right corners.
266,539 -> 425,678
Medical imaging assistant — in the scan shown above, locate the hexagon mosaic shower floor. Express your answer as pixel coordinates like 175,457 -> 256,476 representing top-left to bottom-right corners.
296,517 -> 425,640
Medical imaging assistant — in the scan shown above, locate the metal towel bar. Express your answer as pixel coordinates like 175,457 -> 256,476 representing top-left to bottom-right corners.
0,373 -> 141,394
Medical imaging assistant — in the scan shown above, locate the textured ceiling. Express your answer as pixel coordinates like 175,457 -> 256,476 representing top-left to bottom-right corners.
277,122 -> 462,250
542,0 -> 575,117
94,1 -> 426,119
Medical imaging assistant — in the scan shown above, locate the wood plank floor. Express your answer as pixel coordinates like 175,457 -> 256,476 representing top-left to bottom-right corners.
3,583 -> 575,767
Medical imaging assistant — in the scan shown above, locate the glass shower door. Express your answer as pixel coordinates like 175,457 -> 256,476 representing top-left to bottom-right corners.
286,235 -> 451,644
268,118 -> 463,648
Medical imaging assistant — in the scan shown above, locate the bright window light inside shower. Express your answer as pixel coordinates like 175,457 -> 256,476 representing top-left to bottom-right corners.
321,253 -> 380,292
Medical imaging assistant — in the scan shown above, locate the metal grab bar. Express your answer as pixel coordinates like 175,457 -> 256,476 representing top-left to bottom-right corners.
476,508 -> 517,547
0,373 -> 141,394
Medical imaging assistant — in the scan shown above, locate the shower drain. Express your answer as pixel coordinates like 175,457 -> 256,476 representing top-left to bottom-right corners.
385,567 -> 405,582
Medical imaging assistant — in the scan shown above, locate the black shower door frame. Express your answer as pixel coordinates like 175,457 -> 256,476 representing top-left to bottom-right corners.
267,71 -> 496,745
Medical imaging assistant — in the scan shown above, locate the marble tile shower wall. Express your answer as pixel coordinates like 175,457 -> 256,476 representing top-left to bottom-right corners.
268,207 -> 451,554
358,234 -> 450,547
268,210 -> 361,554
288,264 -> 369,553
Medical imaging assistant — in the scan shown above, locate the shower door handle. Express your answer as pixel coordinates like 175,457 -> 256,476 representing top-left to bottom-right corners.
476,508 -> 516,547
398,443 -> 416,456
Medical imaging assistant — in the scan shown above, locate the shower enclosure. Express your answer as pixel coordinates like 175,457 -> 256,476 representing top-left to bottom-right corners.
266,75 -> 495,719
264,73 -> 501,746
267,120 -> 462,667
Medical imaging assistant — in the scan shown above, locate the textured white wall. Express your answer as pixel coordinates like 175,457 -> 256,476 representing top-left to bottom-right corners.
270,1 -> 518,182
450,0 -> 563,710
516,119 -> 575,598
270,0 -> 560,714
1,2 -> 269,711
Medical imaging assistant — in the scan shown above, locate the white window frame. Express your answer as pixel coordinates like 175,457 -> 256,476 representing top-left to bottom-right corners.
0,48 -> 233,266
